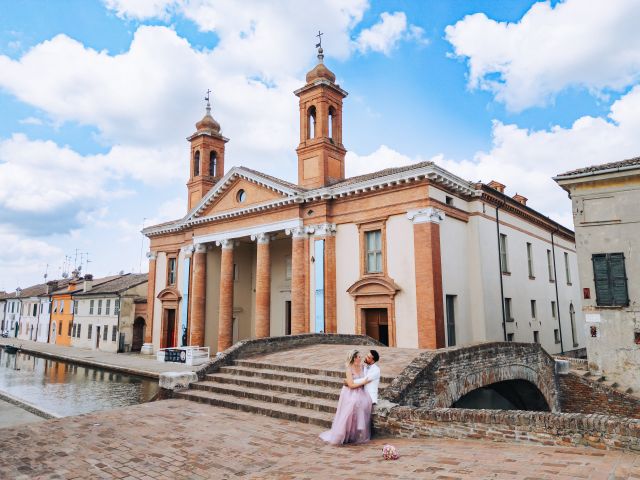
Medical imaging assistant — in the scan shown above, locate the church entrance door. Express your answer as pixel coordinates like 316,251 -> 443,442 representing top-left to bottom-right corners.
364,308 -> 389,346
162,309 -> 176,349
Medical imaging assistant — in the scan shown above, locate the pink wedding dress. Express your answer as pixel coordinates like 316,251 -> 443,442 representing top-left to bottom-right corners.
319,369 -> 372,445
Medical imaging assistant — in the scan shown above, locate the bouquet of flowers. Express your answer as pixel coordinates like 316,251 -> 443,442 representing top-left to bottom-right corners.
382,444 -> 399,460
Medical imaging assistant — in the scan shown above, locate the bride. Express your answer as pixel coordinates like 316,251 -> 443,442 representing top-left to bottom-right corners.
319,349 -> 372,445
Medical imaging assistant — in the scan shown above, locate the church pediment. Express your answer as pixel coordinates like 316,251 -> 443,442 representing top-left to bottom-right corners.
187,167 -> 303,221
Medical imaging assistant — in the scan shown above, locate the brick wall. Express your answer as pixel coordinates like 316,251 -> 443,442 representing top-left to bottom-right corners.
195,333 -> 382,380
559,372 -> 640,418
374,406 -> 640,452
382,342 -> 560,412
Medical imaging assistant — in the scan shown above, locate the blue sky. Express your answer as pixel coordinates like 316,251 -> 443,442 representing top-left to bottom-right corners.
1,0 -> 640,290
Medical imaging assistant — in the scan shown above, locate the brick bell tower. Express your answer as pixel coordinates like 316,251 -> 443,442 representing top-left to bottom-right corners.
186,91 -> 228,211
295,39 -> 348,189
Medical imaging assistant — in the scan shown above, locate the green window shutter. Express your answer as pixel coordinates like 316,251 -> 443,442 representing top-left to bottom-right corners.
609,253 -> 629,306
592,254 -> 612,306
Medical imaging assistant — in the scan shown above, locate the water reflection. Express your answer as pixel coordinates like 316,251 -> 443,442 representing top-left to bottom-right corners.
0,349 -> 159,417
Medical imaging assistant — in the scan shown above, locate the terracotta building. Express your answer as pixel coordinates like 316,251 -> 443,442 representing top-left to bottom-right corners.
143,48 -> 585,355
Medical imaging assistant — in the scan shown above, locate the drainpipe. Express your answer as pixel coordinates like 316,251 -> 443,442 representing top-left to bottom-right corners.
551,229 -> 564,354
495,201 -> 507,341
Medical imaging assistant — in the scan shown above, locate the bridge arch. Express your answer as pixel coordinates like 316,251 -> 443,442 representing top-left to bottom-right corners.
381,342 -> 560,412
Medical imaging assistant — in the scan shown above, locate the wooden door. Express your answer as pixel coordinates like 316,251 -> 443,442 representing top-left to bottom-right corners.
162,309 -> 176,349
132,318 -> 144,352
365,308 -> 389,346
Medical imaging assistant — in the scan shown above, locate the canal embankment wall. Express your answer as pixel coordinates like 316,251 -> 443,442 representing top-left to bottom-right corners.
0,389 -> 60,420
0,338 -> 194,380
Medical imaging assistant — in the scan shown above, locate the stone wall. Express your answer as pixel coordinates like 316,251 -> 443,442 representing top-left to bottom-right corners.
373,406 -> 640,452
194,333 -> 382,380
559,371 -> 640,418
382,342 -> 560,412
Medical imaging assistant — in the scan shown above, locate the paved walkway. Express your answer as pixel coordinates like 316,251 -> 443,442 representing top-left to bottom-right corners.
250,344 -> 424,378
1,399 -> 638,479
0,338 -> 196,378
0,398 -> 44,428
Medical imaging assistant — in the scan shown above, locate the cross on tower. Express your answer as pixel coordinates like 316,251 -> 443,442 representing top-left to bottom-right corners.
315,30 -> 323,49
205,89 -> 211,106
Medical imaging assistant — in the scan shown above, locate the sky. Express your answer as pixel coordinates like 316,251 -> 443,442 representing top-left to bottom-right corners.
1,0 -> 640,291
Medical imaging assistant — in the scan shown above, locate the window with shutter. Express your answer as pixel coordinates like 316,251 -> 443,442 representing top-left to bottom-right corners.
592,253 -> 629,307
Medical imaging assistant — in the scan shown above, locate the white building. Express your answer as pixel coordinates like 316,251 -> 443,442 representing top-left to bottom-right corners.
72,274 -> 148,353
0,292 -> 8,333
555,156 -> 640,389
5,292 -> 22,338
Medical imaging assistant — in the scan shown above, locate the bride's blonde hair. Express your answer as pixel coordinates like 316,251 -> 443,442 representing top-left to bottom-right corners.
345,349 -> 359,366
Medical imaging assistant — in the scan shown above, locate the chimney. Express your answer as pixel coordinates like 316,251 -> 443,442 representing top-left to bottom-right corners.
512,193 -> 528,206
46,280 -> 59,294
83,274 -> 94,292
488,180 -> 506,193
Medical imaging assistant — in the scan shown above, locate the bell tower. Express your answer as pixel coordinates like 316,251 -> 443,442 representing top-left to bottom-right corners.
186,91 -> 228,211
295,37 -> 348,189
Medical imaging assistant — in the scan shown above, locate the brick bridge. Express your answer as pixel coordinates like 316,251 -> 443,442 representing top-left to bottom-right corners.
380,341 -> 560,412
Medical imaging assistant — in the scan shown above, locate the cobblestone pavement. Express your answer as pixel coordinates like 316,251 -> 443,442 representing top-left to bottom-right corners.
1,399 -> 638,479
0,338 -> 195,378
250,344 -> 425,377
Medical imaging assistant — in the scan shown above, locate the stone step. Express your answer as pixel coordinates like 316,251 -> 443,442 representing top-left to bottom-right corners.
219,365 -> 373,389
175,388 -> 334,428
205,372 -> 342,401
234,359 -> 396,383
191,381 -> 337,414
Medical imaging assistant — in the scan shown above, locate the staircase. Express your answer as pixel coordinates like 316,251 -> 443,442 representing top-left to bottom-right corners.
174,358 -> 392,427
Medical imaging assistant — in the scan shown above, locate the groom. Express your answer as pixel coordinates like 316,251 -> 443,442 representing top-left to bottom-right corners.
354,349 -> 381,405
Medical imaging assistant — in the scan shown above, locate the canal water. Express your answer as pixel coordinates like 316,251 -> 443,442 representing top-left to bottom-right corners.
0,349 -> 159,417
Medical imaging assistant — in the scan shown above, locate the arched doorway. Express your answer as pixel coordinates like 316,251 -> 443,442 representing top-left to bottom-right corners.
132,317 -> 145,352
157,287 -> 181,349
452,380 -> 550,411
347,276 -> 400,346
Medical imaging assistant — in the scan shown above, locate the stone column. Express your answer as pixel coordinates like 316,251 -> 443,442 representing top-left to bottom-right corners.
252,233 -> 271,338
217,239 -> 235,352
407,208 -> 446,349
288,226 -> 307,335
189,243 -> 207,347
141,251 -> 157,355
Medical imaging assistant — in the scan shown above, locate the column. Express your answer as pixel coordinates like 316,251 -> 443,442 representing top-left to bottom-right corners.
217,239 -> 235,352
407,208 -> 446,349
288,226 -> 308,335
253,233 -> 271,338
314,223 -> 337,333
142,251 -> 157,354
190,243 -> 207,347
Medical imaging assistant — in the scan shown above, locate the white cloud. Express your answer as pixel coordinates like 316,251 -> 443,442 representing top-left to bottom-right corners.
103,0 -> 179,20
445,0 -> 640,111
0,227 -> 62,291
438,85 -> 640,226
346,144 -> 421,176
354,11 -> 427,55
346,86 -> 640,229
18,116 -> 43,125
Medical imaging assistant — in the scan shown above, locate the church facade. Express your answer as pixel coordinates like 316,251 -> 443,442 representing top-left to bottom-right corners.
143,50 -> 585,355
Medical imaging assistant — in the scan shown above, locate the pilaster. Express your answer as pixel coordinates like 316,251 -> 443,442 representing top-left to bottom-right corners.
407,208 -> 446,349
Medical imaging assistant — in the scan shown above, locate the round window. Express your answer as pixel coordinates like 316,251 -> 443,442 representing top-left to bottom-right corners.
236,189 -> 247,203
